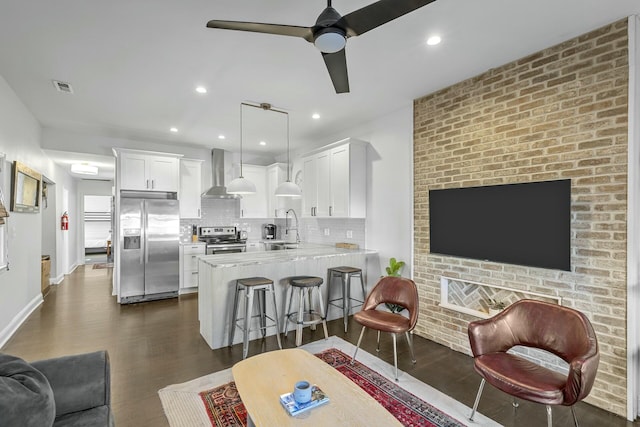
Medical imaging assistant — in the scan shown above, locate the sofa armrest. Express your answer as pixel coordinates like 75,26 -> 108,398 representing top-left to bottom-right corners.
31,350 -> 110,417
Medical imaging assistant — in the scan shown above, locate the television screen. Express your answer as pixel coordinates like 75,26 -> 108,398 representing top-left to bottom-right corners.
429,179 -> 571,271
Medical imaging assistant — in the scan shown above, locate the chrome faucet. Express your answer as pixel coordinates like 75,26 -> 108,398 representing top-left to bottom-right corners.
285,209 -> 300,243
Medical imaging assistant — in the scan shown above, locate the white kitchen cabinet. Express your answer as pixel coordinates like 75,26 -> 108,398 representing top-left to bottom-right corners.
301,138 -> 367,218
267,163 -> 288,218
179,243 -> 206,292
179,158 -> 203,218
115,148 -> 181,192
239,165 -> 268,218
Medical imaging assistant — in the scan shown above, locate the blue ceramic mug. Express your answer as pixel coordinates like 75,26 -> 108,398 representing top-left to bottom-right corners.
293,380 -> 312,404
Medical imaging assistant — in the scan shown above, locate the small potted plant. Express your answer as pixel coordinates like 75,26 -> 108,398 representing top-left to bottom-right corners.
487,298 -> 506,316
384,258 -> 406,313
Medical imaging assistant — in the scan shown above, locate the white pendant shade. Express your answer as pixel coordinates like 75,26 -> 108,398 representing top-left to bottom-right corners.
275,180 -> 302,198
227,176 -> 257,194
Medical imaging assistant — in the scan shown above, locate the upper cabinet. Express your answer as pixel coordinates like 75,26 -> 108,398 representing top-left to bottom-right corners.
239,165 -> 268,218
114,148 -> 181,192
267,163 -> 288,218
179,158 -> 203,218
301,138 -> 367,218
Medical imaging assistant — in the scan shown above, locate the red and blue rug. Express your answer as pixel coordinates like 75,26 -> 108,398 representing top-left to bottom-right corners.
199,347 -> 465,427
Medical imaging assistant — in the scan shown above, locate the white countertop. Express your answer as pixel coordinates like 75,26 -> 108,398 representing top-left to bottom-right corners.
199,243 -> 375,268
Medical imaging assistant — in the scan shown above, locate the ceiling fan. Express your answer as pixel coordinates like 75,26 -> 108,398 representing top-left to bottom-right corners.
206,0 -> 437,94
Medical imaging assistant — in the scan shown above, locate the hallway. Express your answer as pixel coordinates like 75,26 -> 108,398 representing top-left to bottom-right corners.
1,266 -> 636,427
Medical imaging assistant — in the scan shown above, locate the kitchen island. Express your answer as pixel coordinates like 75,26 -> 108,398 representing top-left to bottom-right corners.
197,244 -> 379,350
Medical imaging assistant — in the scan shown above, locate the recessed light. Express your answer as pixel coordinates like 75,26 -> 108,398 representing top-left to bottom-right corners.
170,127 -> 178,133
71,163 -> 98,175
259,141 -> 267,146
312,113 -> 320,120
218,134 -> 226,140
426,36 -> 441,46
195,86 -> 207,94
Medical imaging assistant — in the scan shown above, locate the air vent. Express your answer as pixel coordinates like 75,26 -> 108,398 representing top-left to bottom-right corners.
52,80 -> 74,94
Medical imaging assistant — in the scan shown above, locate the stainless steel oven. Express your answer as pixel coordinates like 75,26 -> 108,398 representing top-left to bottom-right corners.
206,243 -> 246,255
198,226 -> 247,255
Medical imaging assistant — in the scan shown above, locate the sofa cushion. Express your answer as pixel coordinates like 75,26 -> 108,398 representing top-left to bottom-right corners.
53,405 -> 114,427
0,353 -> 56,427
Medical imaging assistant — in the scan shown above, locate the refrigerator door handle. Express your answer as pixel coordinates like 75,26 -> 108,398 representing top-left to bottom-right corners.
143,200 -> 149,265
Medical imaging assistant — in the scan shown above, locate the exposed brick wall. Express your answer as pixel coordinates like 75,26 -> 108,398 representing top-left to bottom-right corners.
413,19 -> 629,416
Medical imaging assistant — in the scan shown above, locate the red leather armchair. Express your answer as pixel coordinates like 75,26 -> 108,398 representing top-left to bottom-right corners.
467,299 -> 599,427
351,276 -> 419,381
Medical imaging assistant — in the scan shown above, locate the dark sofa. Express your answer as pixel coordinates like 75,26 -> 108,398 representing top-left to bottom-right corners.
0,350 -> 114,426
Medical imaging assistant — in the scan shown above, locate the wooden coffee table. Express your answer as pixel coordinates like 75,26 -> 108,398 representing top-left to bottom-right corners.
232,348 -> 402,426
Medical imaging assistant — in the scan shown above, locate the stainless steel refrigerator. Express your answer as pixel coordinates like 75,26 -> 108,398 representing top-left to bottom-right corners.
119,192 -> 179,303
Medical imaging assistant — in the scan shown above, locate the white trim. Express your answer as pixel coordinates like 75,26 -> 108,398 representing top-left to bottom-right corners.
51,274 -> 65,285
0,294 -> 43,348
627,14 -> 640,422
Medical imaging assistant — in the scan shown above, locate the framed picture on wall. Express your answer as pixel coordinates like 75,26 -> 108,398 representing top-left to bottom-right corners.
11,160 -> 42,213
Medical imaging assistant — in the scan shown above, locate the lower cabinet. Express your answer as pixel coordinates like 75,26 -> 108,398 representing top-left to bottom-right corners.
179,243 -> 206,293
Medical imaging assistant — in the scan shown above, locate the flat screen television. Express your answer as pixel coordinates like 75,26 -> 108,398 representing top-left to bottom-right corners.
429,179 -> 571,271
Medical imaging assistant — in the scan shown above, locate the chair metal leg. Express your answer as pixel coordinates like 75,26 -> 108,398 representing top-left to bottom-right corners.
512,398 -> 519,408
295,288 -> 304,347
228,282 -> 240,347
343,273 -> 350,333
376,330 -> 381,352
270,286 -> 282,349
469,378 -> 486,421
546,405 -> 552,427
242,287 -> 254,359
405,331 -> 416,364
570,406 -> 579,427
392,333 -> 399,381
314,285 -> 329,340
258,289 -> 266,337
351,326 -> 366,365
283,285 -> 294,335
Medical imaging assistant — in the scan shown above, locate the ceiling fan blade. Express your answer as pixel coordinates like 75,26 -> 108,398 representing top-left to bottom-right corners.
206,20 -> 314,42
338,0 -> 437,37
322,49 -> 350,94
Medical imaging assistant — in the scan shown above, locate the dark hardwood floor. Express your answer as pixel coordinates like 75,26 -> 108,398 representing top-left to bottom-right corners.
2,265 -> 637,427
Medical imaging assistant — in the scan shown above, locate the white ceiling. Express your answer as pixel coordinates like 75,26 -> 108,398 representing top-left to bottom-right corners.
1,0 -> 639,179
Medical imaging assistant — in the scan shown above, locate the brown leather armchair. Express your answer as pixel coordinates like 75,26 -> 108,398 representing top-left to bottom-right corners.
351,276 -> 419,380
467,299 -> 599,427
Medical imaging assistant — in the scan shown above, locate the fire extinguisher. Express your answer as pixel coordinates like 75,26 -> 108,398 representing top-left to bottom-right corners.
61,211 -> 69,231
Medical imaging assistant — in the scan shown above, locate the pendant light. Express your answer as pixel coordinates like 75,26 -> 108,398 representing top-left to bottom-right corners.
227,103 -> 257,195
275,109 -> 302,198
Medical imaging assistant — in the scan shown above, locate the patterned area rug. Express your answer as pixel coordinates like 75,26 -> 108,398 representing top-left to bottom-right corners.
92,263 -> 113,269
199,348 -> 463,427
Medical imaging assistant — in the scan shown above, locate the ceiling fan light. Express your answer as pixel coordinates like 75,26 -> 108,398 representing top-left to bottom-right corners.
227,176 -> 257,194
314,28 -> 346,53
71,163 -> 98,175
275,180 -> 302,198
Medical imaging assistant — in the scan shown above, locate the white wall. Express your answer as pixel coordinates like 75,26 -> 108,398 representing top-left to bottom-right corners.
0,75 -> 79,347
291,105 -> 414,277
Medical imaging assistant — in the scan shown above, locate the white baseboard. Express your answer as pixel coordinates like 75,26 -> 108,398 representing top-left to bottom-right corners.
179,287 -> 198,295
50,274 -> 65,285
0,294 -> 43,349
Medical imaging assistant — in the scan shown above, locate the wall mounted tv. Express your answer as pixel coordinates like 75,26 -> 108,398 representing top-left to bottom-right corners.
429,179 -> 571,271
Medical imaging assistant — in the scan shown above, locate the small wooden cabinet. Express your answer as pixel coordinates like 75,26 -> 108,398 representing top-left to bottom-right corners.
301,138 -> 367,218
41,255 -> 51,296
179,159 -> 203,218
179,243 -> 206,293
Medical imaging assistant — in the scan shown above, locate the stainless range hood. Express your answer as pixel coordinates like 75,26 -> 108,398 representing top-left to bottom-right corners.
201,149 -> 240,199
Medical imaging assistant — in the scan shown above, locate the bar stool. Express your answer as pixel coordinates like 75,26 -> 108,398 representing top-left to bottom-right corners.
283,276 -> 329,347
326,266 -> 366,332
229,277 -> 282,359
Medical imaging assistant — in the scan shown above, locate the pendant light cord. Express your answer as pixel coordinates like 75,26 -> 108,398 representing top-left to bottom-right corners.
239,103 -> 244,178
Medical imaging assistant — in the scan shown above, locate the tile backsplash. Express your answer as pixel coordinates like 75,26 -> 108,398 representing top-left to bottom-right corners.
179,198 -> 366,248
